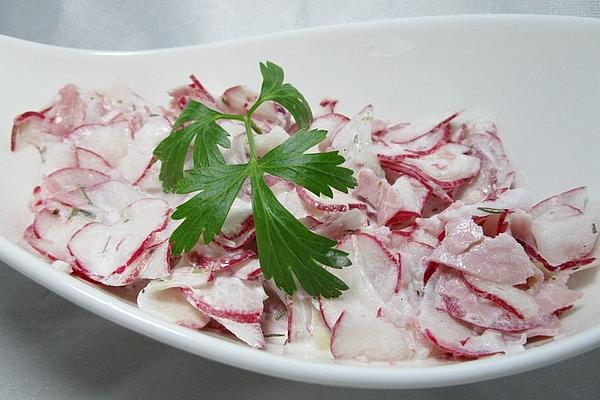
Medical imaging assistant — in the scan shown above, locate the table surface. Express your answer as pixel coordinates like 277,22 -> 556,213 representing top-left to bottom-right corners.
2,1 -> 600,399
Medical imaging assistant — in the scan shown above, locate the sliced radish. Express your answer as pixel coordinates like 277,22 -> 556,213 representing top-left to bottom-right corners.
458,131 -> 514,203
397,240 -> 434,288
271,182 -> 311,219
85,180 -> 148,223
354,168 -> 426,225
530,205 -> 597,266
23,224 -> 67,262
310,113 -> 349,151
319,233 -> 400,329
534,275 -> 582,315
169,82 -> 216,111
176,74 -> 218,108
118,116 -> 171,184
103,78 -> 157,122
40,167 -> 111,208
410,216 -> 444,248
213,318 -> 265,348
313,209 -> 368,240
376,292 -> 419,329
442,216 -> 484,254
11,110 -> 47,151
137,240 -> 172,280
388,229 -> 412,252
254,126 -> 289,157
434,270 -> 546,332
221,198 -> 253,239
213,227 -> 256,250
137,278 -> 210,329
422,323 -> 508,359
45,84 -> 86,137
70,121 -> 132,166
41,141 -> 78,175
180,276 -> 266,323
419,272 -> 512,358
429,232 -> 539,285
218,120 -> 249,164
381,112 -> 458,144
524,315 -> 562,339
382,143 -> 481,191
30,208 -> 91,261
330,105 -> 384,176
463,274 -> 540,319
261,291 -> 288,338
228,258 -> 263,280
531,187 -> 587,218
510,190 -> 599,271
220,85 -> 284,131
286,291 -> 314,343
296,186 -> 366,212
76,147 -> 112,173
134,161 -> 163,192
472,208 -> 510,238
330,311 -> 417,361
187,249 -> 256,272
67,198 -> 169,286
376,123 -> 450,160
318,98 -> 339,114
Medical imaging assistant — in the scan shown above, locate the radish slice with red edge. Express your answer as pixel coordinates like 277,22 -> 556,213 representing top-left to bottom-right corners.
118,116 -> 171,183
11,111 -> 47,151
76,147 -> 112,173
137,272 -> 212,329
329,105 -> 384,176
296,186 -> 366,213
137,240 -> 172,280
434,270 -> 548,332
419,272 -> 517,358
319,233 -> 400,329
376,123 -> 450,160
40,167 -> 111,209
429,229 -> 540,285
180,276 -> 266,324
463,274 -> 540,320
381,111 -> 458,144
354,168 -> 427,225
381,143 -> 481,191
330,311 -> 418,361
286,292 -> 314,343
70,121 -> 132,166
67,198 -> 169,286
457,130 -> 514,203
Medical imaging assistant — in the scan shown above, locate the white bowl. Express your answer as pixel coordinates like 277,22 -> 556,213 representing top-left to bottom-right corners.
1,15 -> 600,389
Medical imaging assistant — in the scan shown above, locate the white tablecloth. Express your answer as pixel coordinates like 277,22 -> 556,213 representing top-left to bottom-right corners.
1,1 -> 600,398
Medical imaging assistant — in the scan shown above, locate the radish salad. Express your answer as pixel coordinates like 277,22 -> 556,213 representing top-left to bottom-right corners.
11,74 -> 600,363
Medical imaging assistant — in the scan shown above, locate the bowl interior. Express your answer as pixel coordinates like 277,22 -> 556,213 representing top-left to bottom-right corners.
1,16 -> 600,387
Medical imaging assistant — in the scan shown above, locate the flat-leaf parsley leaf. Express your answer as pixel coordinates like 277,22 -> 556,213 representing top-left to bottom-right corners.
154,62 -> 357,297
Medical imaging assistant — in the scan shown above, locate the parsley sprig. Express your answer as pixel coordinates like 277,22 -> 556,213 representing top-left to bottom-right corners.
154,62 -> 357,297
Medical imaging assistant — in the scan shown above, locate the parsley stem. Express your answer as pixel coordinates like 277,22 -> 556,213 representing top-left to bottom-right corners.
245,101 -> 265,160
216,114 -> 262,134
245,116 -> 257,159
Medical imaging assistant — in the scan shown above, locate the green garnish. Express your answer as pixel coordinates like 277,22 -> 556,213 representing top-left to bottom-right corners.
593,223 -> 597,234
153,61 -> 357,298
477,207 -> 505,214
